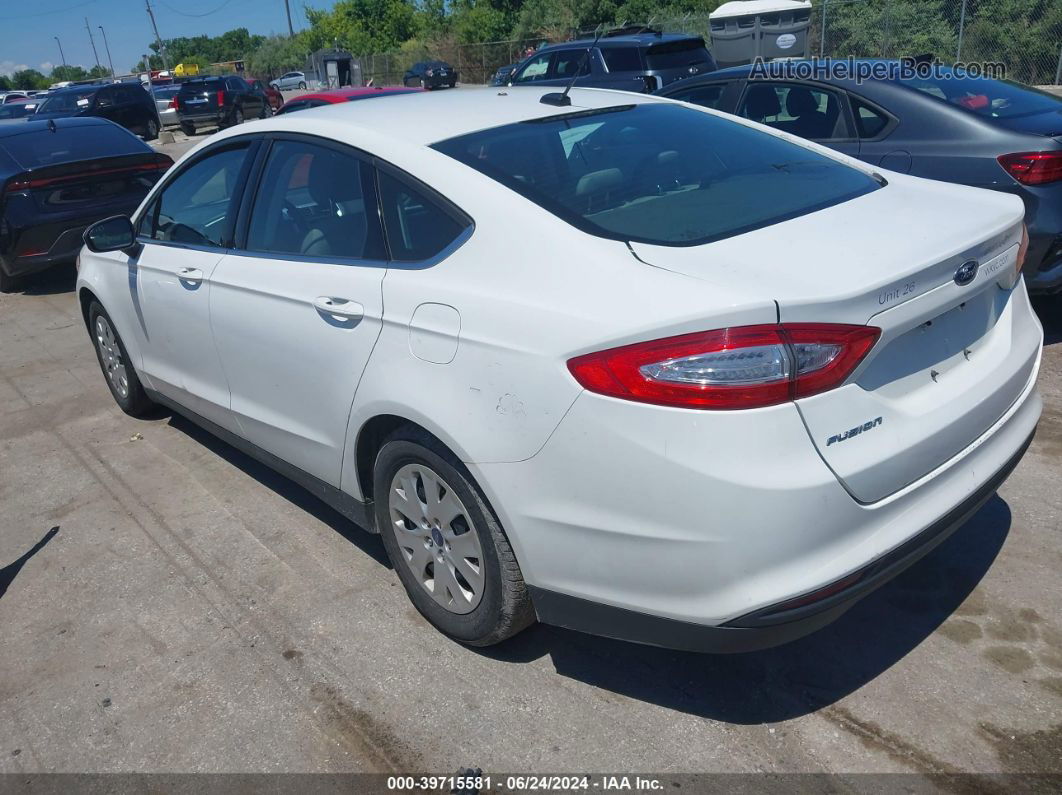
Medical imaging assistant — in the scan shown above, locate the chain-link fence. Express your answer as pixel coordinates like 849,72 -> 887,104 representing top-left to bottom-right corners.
356,0 -> 1061,87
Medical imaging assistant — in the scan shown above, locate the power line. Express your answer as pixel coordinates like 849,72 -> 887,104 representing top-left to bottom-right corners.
0,0 -> 96,21
144,0 -> 170,70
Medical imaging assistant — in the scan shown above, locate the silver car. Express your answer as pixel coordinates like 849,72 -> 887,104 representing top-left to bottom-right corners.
152,84 -> 181,128
270,71 -> 306,91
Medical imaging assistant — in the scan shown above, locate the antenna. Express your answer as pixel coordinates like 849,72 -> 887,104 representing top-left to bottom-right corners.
541,25 -> 603,107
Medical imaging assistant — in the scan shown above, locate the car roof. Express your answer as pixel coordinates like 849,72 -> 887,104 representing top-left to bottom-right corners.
0,116 -> 114,139
242,85 -> 660,147
542,32 -> 701,50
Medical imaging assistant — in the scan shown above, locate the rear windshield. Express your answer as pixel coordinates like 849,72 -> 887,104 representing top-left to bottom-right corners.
645,39 -> 712,70
0,124 -> 142,168
153,85 -> 180,97
179,79 -> 223,92
35,90 -> 96,114
898,73 -> 1062,120
433,103 -> 880,247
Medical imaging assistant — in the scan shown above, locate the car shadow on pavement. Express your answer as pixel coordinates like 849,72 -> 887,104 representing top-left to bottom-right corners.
479,496 -> 1012,725
18,264 -> 77,296
1031,297 -> 1060,345
164,412 -> 391,568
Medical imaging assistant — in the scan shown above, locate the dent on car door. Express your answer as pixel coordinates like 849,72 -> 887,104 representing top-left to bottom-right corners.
133,139 -> 258,430
208,137 -> 389,486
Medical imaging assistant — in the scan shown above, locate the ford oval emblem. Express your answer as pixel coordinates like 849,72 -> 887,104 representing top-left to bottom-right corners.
954,260 -> 979,286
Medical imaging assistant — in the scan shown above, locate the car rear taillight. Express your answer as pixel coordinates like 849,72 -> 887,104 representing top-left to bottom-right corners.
3,157 -> 172,195
216,90 -> 225,106
168,97 -> 178,109
997,151 -> 1062,186
567,323 -> 880,410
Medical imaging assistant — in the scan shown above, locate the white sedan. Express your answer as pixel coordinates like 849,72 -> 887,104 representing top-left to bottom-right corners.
76,87 -> 1043,652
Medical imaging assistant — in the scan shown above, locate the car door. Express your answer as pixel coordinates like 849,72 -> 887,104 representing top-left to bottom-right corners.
93,87 -> 121,125
229,76 -> 259,117
134,138 -> 258,431
735,80 -> 860,157
208,135 -> 388,485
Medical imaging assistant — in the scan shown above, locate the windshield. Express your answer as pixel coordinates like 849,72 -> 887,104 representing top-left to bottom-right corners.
898,73 -> 1062,120
645,40 -> 712,70
433,103 -> 880,247
0,103 -> 33,119
36,90 -> 96,114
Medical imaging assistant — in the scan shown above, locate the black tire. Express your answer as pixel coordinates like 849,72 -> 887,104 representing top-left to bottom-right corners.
180,121 -> 195,136
87,301 -> 155,417
298,81 -> 306,90
270,83 -> 280,91
374,428 -> 535,646
144,117 -> 159,141
0,265 -> 22,294
259,102 -> 272,119
231,106 -> 244,127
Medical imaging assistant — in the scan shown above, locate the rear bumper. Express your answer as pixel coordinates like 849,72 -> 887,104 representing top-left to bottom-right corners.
177,111 -> 223,128
4,223 -> 92,276
530,425 -> 1034,653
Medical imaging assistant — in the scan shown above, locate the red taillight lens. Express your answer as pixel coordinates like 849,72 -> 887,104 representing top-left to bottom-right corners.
216,90 -> 225,106
168,97 -> 178,109
567,323 -> 880,410
998,152 -> 1062,186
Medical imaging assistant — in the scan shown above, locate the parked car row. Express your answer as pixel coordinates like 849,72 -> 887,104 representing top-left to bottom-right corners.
69,86 -> 1042,653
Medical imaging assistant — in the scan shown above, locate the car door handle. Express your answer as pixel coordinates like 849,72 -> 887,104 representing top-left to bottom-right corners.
178,267 -> 203,282
313,296 -> 364,320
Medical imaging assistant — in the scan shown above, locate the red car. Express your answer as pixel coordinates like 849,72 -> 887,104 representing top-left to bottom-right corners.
276,86 -> 422,115
247,78 -> 283,112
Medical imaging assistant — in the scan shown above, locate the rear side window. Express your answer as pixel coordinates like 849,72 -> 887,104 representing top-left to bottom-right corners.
0,124 -> 143,167
246,140 -> 383,260
602,47 -> 643,73
433,103 -> 878,247
851,98 -> 889,138
552,50 -> 591,78
140,143 -> 251,247
666,83 -> 727,110
378,170 -> 468,261
645,40 -> 712,70
739,83 -> 846,140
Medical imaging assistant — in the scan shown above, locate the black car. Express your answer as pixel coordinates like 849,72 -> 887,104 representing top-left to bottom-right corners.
0,117 -> 172,291
657,60 -> 1062,295
403,61 -> 457,90
506,32 -> 715,93
489,63 -> 518,87
31,82 -> 161,141
175,75 -> 267,135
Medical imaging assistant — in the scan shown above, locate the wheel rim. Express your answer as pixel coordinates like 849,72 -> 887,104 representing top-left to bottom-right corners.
388,463 -> 485,614
94,316 -> 129,399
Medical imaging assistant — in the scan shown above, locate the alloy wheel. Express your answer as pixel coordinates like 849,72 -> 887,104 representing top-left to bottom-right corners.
95,316 -> 129,399
388,463 -> 485,614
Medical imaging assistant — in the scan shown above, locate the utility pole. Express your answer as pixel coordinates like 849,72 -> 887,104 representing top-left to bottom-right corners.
145,0 -> 170,70
54,36 -> 66,66
85,17 -> 101,69
284,0 -> 294,37
98,26 -> 115,78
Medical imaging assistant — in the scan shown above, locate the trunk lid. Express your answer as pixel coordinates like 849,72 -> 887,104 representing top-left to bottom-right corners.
177,80 -> 223,113
7,153 -> 170,214
630,174 -> 1039,502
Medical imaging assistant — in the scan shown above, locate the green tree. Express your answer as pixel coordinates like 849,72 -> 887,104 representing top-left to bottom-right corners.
248,35 -> 312,78
0,75 -> 12,91
305,0 -> 418,55
11,69 -> 49,90
49,64 -> 90,83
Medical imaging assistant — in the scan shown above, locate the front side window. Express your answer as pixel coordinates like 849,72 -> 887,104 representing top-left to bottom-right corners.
739,82 -> 846,140
378,170 -> 468,261
665,82 -> 727,110
433,103 -> 879,247
140,143 -> 251,247
246,140 -> 383,259
514,52 -> 551,83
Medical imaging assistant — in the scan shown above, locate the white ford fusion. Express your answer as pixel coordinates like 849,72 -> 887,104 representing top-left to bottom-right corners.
77,87 -> 1042,652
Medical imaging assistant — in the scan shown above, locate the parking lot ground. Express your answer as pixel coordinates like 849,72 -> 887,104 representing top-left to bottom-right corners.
0,270 -> 1059,778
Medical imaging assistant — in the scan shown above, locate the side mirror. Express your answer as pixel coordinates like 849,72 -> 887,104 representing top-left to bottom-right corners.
84,215 -> 139,255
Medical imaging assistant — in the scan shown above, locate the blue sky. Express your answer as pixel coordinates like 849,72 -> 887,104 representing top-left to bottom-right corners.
0,0 -> 333,77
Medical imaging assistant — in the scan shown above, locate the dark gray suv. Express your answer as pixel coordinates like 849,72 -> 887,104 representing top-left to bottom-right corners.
506,33 -> 716,93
